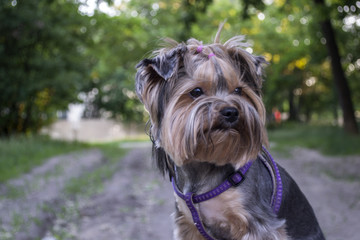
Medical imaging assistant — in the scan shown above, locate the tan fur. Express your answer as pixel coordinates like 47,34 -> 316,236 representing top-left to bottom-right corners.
137,32 -> 268,156
152,40 -> 267,166
135,27 -> 289,240
174,189 -> 288,240
173,195 -> 205,240
202,189 -> 249,239
173,212 -> 205,240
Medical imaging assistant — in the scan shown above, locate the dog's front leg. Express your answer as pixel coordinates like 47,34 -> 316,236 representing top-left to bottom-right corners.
173,203 -> 205,240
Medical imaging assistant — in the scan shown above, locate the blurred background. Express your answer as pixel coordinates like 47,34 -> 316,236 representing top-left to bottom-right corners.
0,0 -> 360,240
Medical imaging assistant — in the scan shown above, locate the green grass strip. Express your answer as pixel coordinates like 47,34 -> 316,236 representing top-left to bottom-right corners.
268,123 -> 360,156
64,141 -> 128,197
0,135 -> 90,183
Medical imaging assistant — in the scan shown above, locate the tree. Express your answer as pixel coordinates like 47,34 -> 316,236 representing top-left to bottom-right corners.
179,0 -> 213,40
314,0 -> 359,134
230,0 -> 359,128
2,0 -> 358,136
0,0 -> 92,136
82,12 -> 152,122
93,0 -> 360,128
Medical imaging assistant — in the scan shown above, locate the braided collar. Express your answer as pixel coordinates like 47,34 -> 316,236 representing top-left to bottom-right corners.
171,147 -> 282,240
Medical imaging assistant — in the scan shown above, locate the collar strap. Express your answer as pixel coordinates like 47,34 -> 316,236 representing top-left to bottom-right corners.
171,148 -> 283,240
184,192 -> 214,240
172,161 -> 253,204
262,146 -> 283,214
172,161 -> 253,240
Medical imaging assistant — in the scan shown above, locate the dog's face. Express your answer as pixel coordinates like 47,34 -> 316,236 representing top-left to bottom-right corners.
136,36 -> 267,168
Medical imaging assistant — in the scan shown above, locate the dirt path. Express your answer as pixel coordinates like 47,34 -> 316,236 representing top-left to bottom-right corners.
273,148 -> 360,240
1,145 -> 359,240
73,145 -> 174,240
0,149 -> 106,240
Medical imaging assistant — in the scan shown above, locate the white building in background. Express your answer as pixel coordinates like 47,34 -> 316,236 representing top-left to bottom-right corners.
67,103 -> 85,141
42,104 -> 144,142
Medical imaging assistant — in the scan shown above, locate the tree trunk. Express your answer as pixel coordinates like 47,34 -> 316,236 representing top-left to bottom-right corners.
288,89 -> 299,121
314,0 -> 359,134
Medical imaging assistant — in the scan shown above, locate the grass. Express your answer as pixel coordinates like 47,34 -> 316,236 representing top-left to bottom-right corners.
2,124 -> 357,186
64,141 -> 128,197
267,123 -> 360,156
0,134 -> 145,184
0,132 -> 149,185
0,135 -> 146,240
0,135 -> 90,183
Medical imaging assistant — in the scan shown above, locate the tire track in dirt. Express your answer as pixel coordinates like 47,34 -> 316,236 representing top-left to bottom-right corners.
274,148 -> 360,240
0,149 -> 105,240
73,146 -> 174,240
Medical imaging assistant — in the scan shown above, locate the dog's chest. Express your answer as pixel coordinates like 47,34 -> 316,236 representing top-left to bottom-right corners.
199,197 -> 229,223
174,187 -> 288,240
175,188 -> 251,239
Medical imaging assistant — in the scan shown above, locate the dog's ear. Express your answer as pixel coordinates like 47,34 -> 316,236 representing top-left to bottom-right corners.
253,55 -> 267,78
135,45 -> 185,179
135,44 -> 187,104
228,48 -> 268,95
137,49 -> 181,80
135,44 -> 187,147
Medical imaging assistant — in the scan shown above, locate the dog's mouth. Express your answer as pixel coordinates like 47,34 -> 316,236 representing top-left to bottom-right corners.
208,111 -> 243,132
198,125 -> 241,149
209,125 -> 240,134
192,125 -> 253,166
204,105 -> 246,135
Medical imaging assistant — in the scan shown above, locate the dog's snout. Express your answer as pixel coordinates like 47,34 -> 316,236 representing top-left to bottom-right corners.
220,107 -> 239,123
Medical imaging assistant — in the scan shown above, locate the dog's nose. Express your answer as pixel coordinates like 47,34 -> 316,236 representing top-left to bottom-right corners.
220,107 -> 239,123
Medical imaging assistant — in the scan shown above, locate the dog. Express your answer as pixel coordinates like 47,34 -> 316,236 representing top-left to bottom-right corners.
135,25 -> 325,240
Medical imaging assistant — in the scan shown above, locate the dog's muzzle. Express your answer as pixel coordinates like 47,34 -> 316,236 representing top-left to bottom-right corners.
220,107 -> 239,124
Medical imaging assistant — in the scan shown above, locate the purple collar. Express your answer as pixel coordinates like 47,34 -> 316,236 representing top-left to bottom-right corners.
172,161 -> 253,204
171,147 -> 282,240
172,161 -> 253,240
262,146 -> 283,214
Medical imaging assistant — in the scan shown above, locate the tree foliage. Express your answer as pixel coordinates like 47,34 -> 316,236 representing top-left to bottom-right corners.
0,0 -> 92,136
1,0 -> 359,136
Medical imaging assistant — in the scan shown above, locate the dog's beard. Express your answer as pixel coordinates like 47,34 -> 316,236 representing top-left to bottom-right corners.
161,95 -> 266,167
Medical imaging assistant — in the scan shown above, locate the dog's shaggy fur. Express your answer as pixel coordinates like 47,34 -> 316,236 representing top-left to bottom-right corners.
135,26 -> 325,240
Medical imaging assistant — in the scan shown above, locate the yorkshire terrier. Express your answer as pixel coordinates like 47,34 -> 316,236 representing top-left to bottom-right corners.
135,25 -> 325,240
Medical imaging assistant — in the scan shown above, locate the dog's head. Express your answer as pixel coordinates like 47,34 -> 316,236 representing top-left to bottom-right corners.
135,29 -> 268,173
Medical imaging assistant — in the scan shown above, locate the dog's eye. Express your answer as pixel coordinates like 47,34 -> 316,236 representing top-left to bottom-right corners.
190,87 -> 204,98
234,87 -> 242,95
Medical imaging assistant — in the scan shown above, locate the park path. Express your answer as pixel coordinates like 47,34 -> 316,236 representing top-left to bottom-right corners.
0,144 -> 359,240
0,149 -> 106,240
274,148 -> 360,240
72,144 -> 174,240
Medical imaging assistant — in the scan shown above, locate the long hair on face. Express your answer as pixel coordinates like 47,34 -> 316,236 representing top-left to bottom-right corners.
135,24 -> 268,177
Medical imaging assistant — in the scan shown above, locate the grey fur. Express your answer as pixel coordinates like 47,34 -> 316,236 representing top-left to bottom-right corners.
135,33 -> 325,240
174,152 -> 325,240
